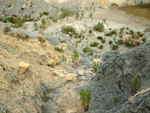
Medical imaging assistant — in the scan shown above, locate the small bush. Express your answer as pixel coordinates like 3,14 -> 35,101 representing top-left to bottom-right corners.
93,61 -> 99,73
75,11 -> 80,20
118,39 -> 124,44
80,88 -> 91,112
131,73 -> 140,95
105,32 -> 112,36
111,30 -> 117,34
59,8 -> 74,19
89,30 -> 92,33
62,55 -> 67,61
101,39 -> 106,43
114,97 -> 119,104
90,42 -> 99,47
97,36 -> 103,40
38,36 -> 46,43
109,40 -> 113,44
93,22 -> 104,32
83,47 -> 90,53
42,12 -> 49,15
51,16 -> 57,22
61,25 -> 76,34
142,38 -> 146,43
112,44 -> 118,50
99,45 -> 103,49
137,31 -> 144,37
111,3 -> 118,7
4,26 -> 11,33
130,30 -> 134,34
55,47 -> 64,53
89,12 -> 93,18
71,51 -> 79,62
125,41 -> 130,46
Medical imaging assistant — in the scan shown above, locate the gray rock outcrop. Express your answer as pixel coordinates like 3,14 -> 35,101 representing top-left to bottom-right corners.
86,43 -> 150,113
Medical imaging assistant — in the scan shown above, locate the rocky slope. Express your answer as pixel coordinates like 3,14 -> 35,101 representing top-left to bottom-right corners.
86,43 -> 150,113
0,0 -> 150,113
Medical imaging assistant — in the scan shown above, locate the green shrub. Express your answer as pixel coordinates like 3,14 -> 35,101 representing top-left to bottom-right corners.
59,8 -> 74,19
111,3 -> 118,7
90,42 -> 99,47
62,55 -> 67,61
40,18 -> 47,30
42,12 -> 49,15
101,39 -> 106,43
55,47 -> 64,53
93,22 -> 104,32
83,47 -> 90,53
61,40 -> 66,43
125,41 -> 130,46
71,51 -> 79,62
131,73 -> 140,95
93,61 -> 99,73
109,40 -> 113,44
114,97 -> 119,104
80,88 -> 91,112
112,44 -> 118,50
130,30 -> 134,34
61,25 -> 76,34
51,16 -> 57,22
89,30 -> 92,33
137,31 -> 144,37
105,32 -> 112,36
111,30 -> 117,34
75,11 -> 80,20
4,26 -> 11,33
118,39 -> 124,44
144,27 -> 150,32
97,36 -> 103,40
142,38 -> 146,43
89,12 -> 93,18
99,45 -> 103,49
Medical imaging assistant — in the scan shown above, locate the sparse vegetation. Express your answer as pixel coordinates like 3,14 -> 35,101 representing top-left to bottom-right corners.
118,39 -> 124,44
75,11 -> 80,20
89,30 -> 92,33
42,12 -> 49,15
83,47 -> 90,53
99,45 -> 103,49
90,42 -> 99,47
112,44 -> 118,50
114,97 -> 119,104
40,18 -> 47,30
97,36 -> 103,40
55,47 -> 64,53
94,22 -> 104,32
89,12 -> 93,18
62,55 -> 67,61
4,26 -> 11,33
80,88 -> 91,112
131,73 -> 140,95
93,61 -> 99,73
59,8 -> 74,19
71,51 -> 79,62
61,25 -> 76,34
111,3 -> 118,7
109,40 -> 113,44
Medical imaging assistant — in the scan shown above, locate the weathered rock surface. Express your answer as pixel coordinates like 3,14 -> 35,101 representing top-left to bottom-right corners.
86,43 -> 150,113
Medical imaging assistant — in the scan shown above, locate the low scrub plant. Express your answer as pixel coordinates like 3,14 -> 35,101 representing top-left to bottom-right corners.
93,61 -> 99,73
62,55 -> 67,61
99,45 -> 103,49
118,39 -> 124,44
112,44 -> 118,50
90,42 -> 99,47
94,22 -> 104,32
59,8 -> 74,19
109,40 -> 113,44
71,51 -> 79,62
111,3 -> 118,7
114,97 -> 119,104
80,88 -> 91,112
61,25 -> 76,34
131,73 -> 140,95
55,47 -> 64,53
83,47 -> 90,53
97,36 -> 103,40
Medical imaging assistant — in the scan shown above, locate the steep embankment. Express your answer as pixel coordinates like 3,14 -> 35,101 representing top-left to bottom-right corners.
86,43 -> 150,113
